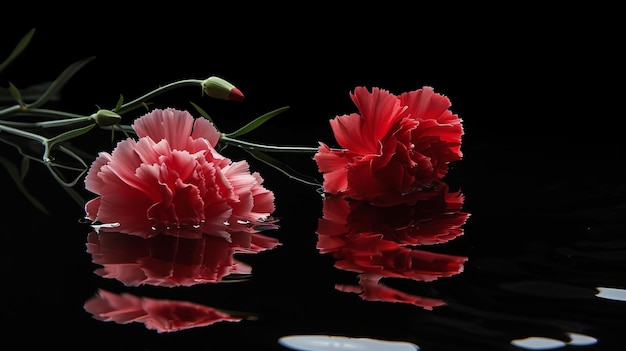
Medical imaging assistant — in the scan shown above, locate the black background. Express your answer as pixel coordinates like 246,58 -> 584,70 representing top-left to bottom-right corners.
2,4 -> 624,350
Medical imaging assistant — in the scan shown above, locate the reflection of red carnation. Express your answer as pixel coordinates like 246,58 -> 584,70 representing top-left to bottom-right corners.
336,274 -> 447,310
84,289 -> 241,333
314,86 -> 463,206
84,108 -> 276,240
316,182 -> 468,308
325,231 -> 467,281
86,230 -> 280,287
317,181 -> 469,249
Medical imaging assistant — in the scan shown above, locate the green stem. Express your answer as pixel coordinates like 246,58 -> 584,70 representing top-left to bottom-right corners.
0,105 -> 87,120
0,123 -> 52,161
0,115 -> 92,128
0,123 -> 48,143
220,135 -> 318,153
114,79 -> 203,115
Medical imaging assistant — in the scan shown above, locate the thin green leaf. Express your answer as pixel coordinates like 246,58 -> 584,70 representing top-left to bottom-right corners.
20,156 -> 30,180
49,123 -> 96,145
244,149 -> 322,187
101,123 -> 134,135
141,101 -> 152,111
115,94 -> 124,110
109,125 -> 122,144
29,56 -> 96,108
0,28 -> 35,74
0,155 -> 49,214
225,106 -> 289,138
8,82 -> 24,106
45,123 -> 96,162
189,101 -> 213,123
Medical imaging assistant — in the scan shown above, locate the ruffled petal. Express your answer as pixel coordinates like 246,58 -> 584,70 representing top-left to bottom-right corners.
132,108 -> 195,150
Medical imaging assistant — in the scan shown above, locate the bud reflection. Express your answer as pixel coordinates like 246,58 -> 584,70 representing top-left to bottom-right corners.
316,181 -> 469,310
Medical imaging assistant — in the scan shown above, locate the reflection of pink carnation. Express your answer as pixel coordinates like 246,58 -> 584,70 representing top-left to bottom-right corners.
84,108 -> 276,240
86,230 -> 280,287
84,289 -> 241,333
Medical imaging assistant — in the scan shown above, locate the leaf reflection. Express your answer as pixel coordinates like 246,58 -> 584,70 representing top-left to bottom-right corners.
316,181 -> 469,310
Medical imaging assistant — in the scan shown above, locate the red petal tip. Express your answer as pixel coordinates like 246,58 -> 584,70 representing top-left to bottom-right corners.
229,88 -> 245,101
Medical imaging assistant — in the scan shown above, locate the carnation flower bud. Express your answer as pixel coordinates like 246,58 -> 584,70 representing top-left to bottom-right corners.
202,76 -> 244,101
93,109 -> 121,127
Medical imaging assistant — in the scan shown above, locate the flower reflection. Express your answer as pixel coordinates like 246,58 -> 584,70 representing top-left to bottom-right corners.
84,289 -> 242,333
84,223 -> 280,331
86,230 -> 280,287
316,181 -> 469,309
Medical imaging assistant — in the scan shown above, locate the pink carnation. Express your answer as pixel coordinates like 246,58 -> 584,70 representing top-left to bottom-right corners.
84,108 -> 276,240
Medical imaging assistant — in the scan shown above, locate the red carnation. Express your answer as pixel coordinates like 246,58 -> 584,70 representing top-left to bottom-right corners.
314,86 -> 463,206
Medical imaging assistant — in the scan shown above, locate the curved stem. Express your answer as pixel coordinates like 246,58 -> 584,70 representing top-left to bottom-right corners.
220,135 -> 318,153
0,123 -> 48,143
244,148 -> 322,187
0,123 -> 52,161
114,79 -> 203,115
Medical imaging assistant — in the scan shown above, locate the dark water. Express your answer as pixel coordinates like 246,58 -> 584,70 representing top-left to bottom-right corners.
2,9 -> 624,350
